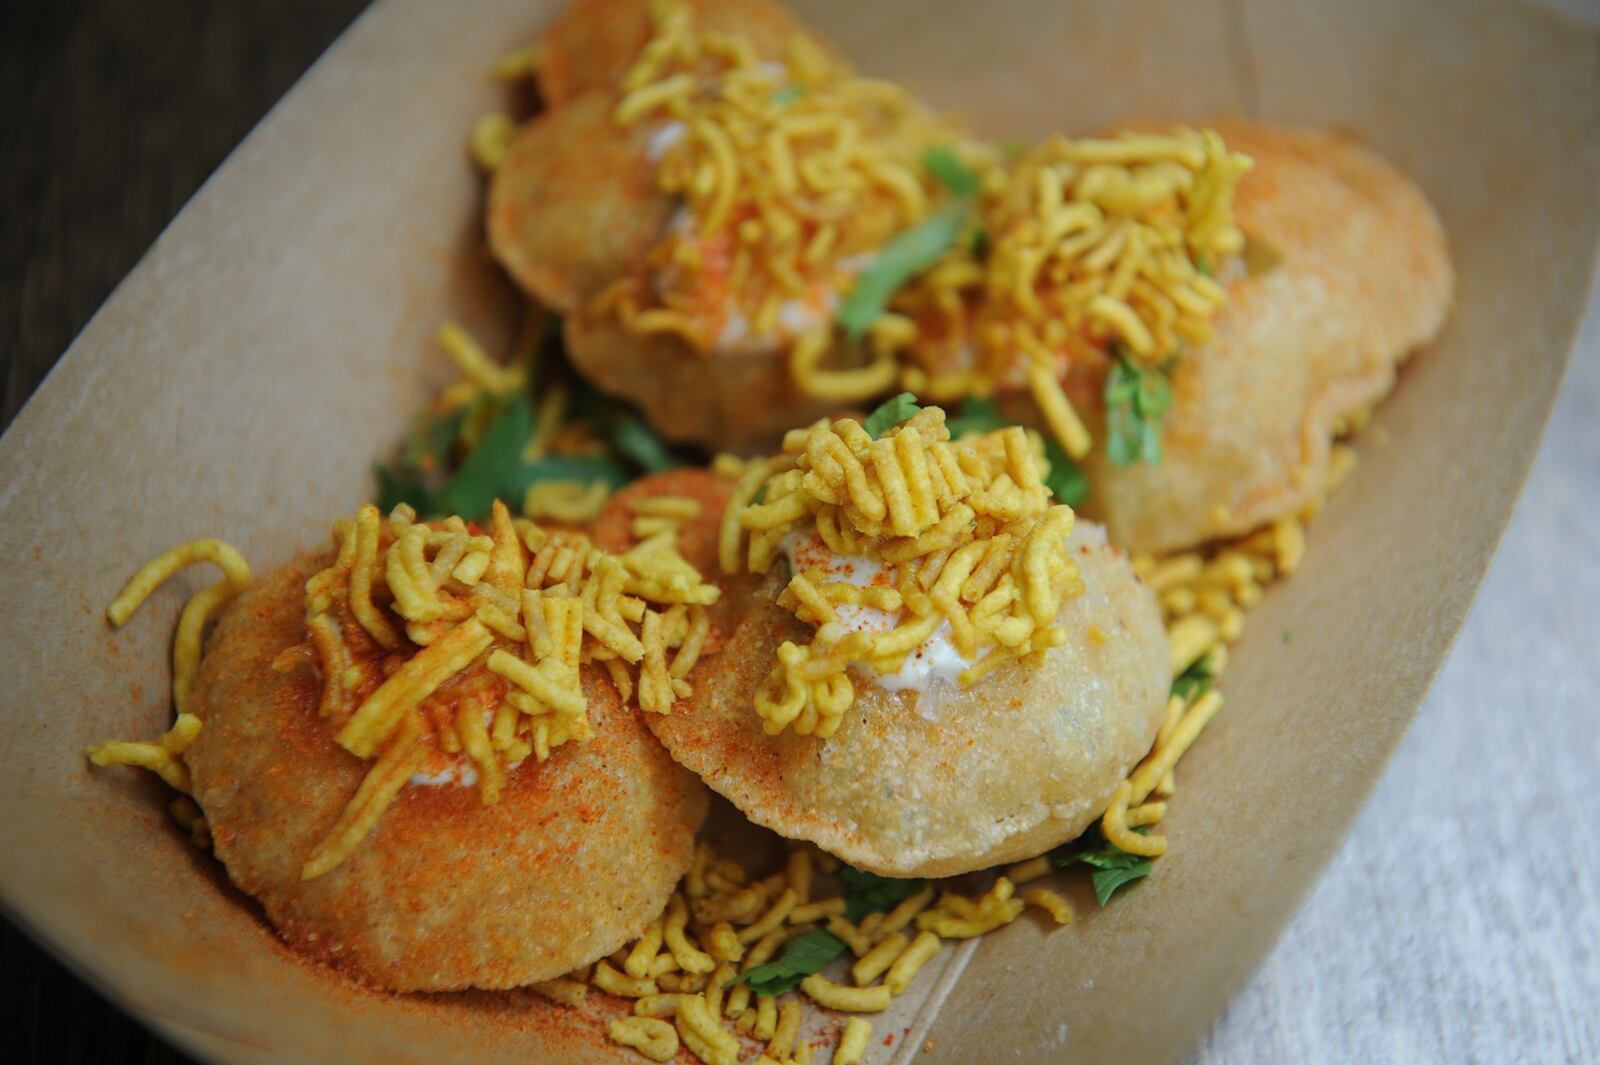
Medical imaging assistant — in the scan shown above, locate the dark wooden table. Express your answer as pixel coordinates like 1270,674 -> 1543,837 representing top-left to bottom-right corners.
1,3 -> 370,1060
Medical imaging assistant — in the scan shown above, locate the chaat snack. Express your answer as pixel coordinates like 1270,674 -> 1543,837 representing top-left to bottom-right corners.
899,121 -> 1454,553
597,401 -> 1170,877
489,0 -> 966,448
88,501 -> 718,991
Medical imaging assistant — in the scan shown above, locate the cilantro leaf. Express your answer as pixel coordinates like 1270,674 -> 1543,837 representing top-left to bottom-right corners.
434,396 -> 631,520
838,203 -> 969,340
862,393 -> 922,439
943,397 -> 1006,439
434,395 -> 536,519
944,398 -> 1089,505
837,866 -> 927,923
375,463 -> 435,515
1040,434 -> 1088,507
607,410 -> 682,474
771,82 -> 807,107
730,929 -> 847,996
400,405 -> 470,472
1171,652 -> 1216,702
923,146 -> 981,199
1050,828 -> 1155,906
1104,351 -> 1174,467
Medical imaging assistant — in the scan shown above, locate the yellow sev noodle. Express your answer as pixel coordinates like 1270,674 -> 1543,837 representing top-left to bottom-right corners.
605,0 -> 952,354
299,499 -> 720,877
86,540 -> 254,791
722,404 -> 1081,738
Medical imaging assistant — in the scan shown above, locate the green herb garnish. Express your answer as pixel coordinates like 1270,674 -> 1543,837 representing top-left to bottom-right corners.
837,866 -> 927,923
862,392 -> 922,439
605,410 -> 682,474
943,396 -> 1006,439
730,866 -> 927,995
1104,351 -> 1174,467
1171,652 -> 1216,702
771,82 -> 807,107
375,463 -> 435,515
1051,827 -> 1154,906
730,929 -> 848,996
1040,434 -> 1089,507
923,146 -> 981,199
944,398 -> 1089,505
434,395 -> 630,520
838,203 -> 968,340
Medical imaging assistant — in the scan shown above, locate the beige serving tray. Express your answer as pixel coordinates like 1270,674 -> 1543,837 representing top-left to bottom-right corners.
1,0 -> 1596,1061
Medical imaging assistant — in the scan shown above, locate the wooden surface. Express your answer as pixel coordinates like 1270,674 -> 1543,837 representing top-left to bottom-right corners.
2,3 -> 1596,1063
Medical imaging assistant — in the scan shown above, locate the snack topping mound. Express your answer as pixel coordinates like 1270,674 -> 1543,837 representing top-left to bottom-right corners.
605,0 -> 949,359
721,400 -> 1083,738
299,499 -> 720,878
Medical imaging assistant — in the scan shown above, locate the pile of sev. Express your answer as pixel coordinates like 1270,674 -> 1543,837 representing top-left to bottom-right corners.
596,0 -> 952,360
718,403 -> 1082,737
537,838 -> 1073,1065
88,496 -> 720,882
895,129 -> 1254,464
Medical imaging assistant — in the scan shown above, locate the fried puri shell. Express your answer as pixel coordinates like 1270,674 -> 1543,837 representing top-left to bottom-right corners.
185,556 -> 709,992
597,472 -> 1170,878
487,89 -> 672,313
536,0 -> 842,109
564,307 -> 842,451
1068,121 -> 1454,555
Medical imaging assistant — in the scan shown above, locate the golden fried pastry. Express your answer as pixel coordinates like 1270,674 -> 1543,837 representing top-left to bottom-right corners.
184,555 -> 708,991
489,0 -> 957,450
1069,122 -> 1454,553
597,413 -> 1169,878
488,89 -> 671,314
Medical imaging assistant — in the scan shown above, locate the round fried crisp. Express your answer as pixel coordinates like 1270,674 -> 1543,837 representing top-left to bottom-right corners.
185,556 -> 708,991
487,89 -> 672,313
1060,121 -> 1455,555
597,471 -> 1170,878
564,308 -> 841,451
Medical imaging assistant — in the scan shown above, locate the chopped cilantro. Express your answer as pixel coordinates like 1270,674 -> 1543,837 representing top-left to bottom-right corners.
1171,652 -> 1217,702
732,866 -> 927,995
944,398 -> 1089,505
943,396 -> 1007,439
1040,434 -> 1088,507
837,866 -> 927,923
838,203 -> 969,340
1104,350 -> 1174,467
771,82 -> 807,107
862,393 -> 922,439
923,145 -> 981,199
434,395 -> 630,520
1050,827 -> 1154,906
730,929 -> 847,996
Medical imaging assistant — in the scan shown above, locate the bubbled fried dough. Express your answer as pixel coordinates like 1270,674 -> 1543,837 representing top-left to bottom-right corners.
597,471 -> 1170,878
564,307 -> 843,452
488,89 -> 672,313
185,557 -> 708,992
1072,121 -> 1454,555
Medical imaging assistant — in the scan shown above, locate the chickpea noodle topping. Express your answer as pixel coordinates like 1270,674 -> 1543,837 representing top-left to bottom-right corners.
78,2 -> 1421,1058
603,0 -> 950,357
722,403 -> 1082,737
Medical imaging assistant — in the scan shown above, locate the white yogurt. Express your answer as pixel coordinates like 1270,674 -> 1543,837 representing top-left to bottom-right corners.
409,760 -> 479,789
646,120 -> 687,161
781,528 -> 983,693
